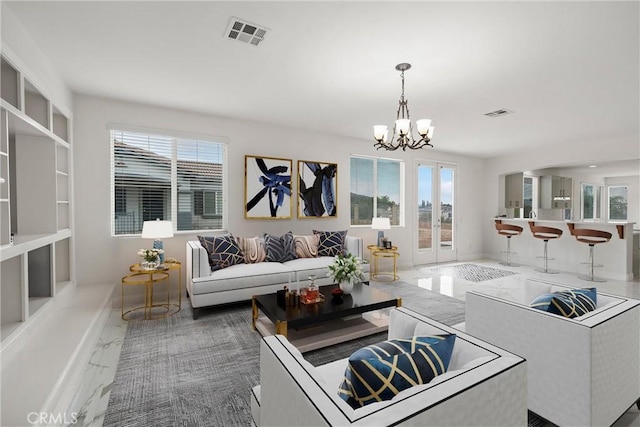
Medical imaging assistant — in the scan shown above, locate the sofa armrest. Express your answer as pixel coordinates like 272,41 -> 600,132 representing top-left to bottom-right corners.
186,241 -> 210,281
259,336 -> 350,426
344,236 -> 363,260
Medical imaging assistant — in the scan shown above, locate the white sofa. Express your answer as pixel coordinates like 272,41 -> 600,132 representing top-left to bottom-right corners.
186,235 -> 369,319
465,278 -> 640,427
251,307 -> 527,426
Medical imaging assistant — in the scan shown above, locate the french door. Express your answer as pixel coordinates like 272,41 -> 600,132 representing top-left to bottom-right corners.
414,161 -> 457,265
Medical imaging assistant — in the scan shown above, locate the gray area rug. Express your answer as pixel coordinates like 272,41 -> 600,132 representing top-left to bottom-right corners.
425,263 -> 519,282
104,280 -> 545,426
104,281 -> 465,426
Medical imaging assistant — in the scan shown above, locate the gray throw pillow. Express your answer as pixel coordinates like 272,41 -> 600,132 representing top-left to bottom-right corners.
264,231 -> 297,262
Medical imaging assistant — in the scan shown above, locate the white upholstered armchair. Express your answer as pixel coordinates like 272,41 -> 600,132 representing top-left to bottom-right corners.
252,307 -> 527,426
465,278 -> 640,427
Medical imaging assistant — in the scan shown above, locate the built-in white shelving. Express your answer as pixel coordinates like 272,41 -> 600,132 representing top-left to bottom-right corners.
0,53 -> 73,346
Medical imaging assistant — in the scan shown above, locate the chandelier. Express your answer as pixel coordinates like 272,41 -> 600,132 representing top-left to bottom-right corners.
373,63 -> 435,151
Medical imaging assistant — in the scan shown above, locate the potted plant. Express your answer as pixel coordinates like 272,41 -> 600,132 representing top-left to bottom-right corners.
327,253 -> 365,294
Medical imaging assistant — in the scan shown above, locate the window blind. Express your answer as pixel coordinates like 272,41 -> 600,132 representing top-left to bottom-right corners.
110,129 -> 227,235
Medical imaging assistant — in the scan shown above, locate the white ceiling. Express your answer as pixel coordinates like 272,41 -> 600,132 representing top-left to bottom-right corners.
4,1 -> 640,160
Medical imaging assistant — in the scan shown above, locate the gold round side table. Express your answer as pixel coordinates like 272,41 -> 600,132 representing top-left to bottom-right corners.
367,245 -> 400,281
122,261 -> 182,320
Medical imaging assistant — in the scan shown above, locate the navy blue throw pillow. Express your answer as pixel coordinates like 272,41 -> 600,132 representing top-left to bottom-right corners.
198,235 -> 245,271
313,230 -> 347,257
338,335 -> 456,408
530,288 -> 597,318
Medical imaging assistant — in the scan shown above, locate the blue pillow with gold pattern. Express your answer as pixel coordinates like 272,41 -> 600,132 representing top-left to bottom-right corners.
198,234 -> 245,272
338,335 -> 456,409
530,288 -> 597,318
313,230 -> 347,257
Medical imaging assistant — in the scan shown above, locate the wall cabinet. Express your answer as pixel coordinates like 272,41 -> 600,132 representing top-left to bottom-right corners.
504,172 -> 523,209
0,55 -> 73,344
540,175 -> 572,209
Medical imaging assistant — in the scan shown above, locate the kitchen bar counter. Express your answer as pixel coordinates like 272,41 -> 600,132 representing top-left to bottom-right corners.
491,218 -> 635,281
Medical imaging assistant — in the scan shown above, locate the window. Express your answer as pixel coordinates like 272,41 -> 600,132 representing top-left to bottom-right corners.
350,156 -> 403,226
581,182 -> 602,220
115,188 -> 126,215
608,185 -> 627,220
111,129 -> 227,235
193,190 -> 218,216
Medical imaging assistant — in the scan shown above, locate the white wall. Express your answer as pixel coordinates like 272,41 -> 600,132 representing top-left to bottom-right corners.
0,5 -> 72,115
73,94 -> 485,286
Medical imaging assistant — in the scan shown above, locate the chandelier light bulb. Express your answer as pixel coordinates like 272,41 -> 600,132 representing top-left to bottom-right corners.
395,119 -> 410,136
373,125 -> 388,142
416,119 -> 432,136
427,126 -> 435,139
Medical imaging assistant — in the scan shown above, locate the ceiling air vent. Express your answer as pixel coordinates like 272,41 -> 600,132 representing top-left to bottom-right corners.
226,17 -> 268,46
484,109 -> 514,118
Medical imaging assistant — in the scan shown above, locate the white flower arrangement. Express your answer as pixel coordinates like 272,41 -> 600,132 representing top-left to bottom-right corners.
138,248 -> 164,262
328,253 -> 365,284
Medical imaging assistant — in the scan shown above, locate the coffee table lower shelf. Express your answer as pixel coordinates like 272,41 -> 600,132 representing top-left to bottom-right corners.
254,311 -> 390,353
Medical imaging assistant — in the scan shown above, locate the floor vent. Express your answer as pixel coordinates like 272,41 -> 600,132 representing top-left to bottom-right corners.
484,109 -> 514,118
226,17 -> 268,46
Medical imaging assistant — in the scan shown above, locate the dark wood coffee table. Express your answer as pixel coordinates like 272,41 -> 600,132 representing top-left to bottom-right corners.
252,283 -> 401,352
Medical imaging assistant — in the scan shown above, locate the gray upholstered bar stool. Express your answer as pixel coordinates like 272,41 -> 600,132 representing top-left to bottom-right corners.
495,220 -> 523,266
528,222 -> 563,273
571,228 -> 612,282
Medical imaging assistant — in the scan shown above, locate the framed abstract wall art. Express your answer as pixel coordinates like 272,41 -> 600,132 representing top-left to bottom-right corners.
297,160 -> 337,218
245,155 -> 293,219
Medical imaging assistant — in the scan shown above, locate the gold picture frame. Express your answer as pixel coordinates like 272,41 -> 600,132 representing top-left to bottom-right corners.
244,155 -> 293,219
297,160 -> 337,219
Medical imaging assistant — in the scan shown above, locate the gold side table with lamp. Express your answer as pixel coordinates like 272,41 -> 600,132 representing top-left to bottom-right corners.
367,244 -> 399,281
121,259 -> 182,320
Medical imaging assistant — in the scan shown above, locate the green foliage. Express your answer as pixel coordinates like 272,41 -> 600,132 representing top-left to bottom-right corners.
328,253 -> 365,284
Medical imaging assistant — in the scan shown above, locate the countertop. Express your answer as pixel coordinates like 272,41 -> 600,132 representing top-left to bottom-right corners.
492,218 -> 636,226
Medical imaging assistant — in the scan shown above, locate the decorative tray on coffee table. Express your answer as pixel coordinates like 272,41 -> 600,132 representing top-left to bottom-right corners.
301,294 -> 325,305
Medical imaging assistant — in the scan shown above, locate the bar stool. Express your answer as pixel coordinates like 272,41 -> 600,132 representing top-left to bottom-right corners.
571,228 -> 612,282
528,222 -> 563,274
495,220 -> 523,266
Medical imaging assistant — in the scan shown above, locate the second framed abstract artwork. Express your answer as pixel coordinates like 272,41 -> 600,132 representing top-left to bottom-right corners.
297,160 -> 337,218
245,155 -> 293,219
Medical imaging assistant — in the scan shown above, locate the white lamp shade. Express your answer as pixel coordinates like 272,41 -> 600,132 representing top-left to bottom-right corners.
427,126 -> 435,139
373,125 -> 388,142
416,119 -> 432,136
371,217 -> 391,230
141,220 -> 174,239
395,119 -> 410,136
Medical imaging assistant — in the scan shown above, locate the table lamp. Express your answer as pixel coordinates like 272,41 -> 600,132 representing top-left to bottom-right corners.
141,219 -> 174,264
371,217 -> 390,248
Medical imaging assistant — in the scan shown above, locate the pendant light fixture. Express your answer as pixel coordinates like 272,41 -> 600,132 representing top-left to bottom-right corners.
373,63 -> 434,151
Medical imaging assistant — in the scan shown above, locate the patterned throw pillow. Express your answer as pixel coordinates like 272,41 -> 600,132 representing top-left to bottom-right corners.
264,232 -> 297,262
294,234 -> 320,258
313,230 -> 347,257
530,288 -> 597,318
235,236 -> 266,264
338,335 -> 456,409
198,235 -> 245,272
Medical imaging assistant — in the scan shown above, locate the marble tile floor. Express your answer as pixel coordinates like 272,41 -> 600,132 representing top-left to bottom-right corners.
0,281 -> 115,427
17,259 -> 640,427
